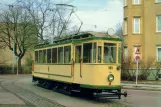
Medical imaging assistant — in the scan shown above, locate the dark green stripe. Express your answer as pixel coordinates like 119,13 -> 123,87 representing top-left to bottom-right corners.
33,76 -> 72,84
80,84 -> 121,90
35,37 -> 121,49
35,63 -> 71,65
35,63 -> 120,65
34,72 -> 72,78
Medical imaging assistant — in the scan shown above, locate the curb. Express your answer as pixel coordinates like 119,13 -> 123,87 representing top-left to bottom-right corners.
121,86 -> 161,91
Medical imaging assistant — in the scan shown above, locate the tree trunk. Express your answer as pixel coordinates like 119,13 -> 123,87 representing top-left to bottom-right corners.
17,57 -> 22,74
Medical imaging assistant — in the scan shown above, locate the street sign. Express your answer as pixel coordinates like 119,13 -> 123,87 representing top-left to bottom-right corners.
135,55 -> 140,61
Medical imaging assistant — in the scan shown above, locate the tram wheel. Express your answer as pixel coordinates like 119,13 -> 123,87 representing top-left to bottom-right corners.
118,90 -> 121,99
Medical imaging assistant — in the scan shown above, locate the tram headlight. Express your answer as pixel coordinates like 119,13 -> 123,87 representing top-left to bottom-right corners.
108,74 -> 114,82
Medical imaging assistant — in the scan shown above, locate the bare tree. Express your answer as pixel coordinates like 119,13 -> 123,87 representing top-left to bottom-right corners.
139,56 -> 156,80
0,6 -> 37,72
17,0 -> 75,42
115,22 -> 123,44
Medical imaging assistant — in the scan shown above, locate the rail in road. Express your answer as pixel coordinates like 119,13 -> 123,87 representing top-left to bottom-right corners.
0,78 -> 65,107
0,76 -> 130,107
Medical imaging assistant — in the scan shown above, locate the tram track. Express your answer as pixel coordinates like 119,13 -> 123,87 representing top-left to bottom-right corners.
0,76 -> 131,107
0,78 -> 65,107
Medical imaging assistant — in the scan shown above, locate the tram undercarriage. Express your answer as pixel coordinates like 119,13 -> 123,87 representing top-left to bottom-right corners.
32,76 -> 127,99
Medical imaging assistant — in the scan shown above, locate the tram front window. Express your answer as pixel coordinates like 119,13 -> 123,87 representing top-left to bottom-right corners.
104,43 -> 116,63
83,43 -> 92,63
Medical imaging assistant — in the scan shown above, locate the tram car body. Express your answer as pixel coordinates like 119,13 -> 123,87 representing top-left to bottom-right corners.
32,32 -> 123,99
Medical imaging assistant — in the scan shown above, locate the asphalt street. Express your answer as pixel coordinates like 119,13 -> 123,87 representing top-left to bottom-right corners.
0,75 -> 161,107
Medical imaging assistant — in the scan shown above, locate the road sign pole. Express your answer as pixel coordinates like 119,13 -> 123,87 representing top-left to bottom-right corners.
136,60 -> 138,86
135,55 -> 140,87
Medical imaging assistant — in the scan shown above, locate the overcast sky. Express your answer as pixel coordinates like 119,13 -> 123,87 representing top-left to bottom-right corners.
71,0 -> 123,32
0,0 -> 123,32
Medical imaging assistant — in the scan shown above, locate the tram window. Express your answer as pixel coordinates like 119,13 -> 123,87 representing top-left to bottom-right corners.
118,47 -> 121,63
75,45 -> 82,63
64,46 -> 71,63
52,48 -> 57,63
83,43 -> 92,63
35,51 -> 38,63
104,43 -> 116,63
93,43 -> 97,63
43,50 -> 46,63
47,49 -> 51,63
39,50 -> 43,63
98,46 -> 102,63
58,47 -> 63,63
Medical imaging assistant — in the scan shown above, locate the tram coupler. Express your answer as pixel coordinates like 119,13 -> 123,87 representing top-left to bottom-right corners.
119,91 -> 127,97
103,90 -> 128,98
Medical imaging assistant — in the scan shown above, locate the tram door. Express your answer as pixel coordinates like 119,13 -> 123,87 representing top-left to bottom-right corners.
74,45 -> 82,83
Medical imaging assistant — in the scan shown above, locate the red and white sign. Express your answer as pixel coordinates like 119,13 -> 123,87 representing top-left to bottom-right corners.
135,55 -> 140,61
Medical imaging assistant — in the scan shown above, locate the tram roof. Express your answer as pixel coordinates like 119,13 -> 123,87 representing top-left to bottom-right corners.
34,32 -> 121,49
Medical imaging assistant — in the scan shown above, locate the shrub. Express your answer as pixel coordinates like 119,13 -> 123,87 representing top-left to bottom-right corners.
121,56 -> 155,81
0,64 -> 32,74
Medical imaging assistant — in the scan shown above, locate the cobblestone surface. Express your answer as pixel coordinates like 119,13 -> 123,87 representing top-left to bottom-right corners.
0,75 -> 131,107
0,104 -> 29,107
0,78 -> 65,107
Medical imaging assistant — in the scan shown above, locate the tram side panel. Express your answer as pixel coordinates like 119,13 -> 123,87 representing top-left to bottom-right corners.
73,64 -> 121,90
33,64 -> 73,83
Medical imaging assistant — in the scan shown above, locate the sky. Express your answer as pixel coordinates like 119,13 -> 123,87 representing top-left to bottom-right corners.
71,0 -> 123,32
0,0 -> 123,32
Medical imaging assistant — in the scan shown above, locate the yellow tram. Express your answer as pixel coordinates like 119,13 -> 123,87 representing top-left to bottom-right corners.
32,32 -> 126,99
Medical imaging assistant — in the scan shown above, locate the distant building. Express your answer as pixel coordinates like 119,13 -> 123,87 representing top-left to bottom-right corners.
123,0 -> 161,62
0,47 -> 31,65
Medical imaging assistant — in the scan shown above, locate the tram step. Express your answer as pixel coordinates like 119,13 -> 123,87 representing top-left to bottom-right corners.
71,90 -> 81,92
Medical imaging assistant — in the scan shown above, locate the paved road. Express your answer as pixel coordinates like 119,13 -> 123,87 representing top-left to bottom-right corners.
0,75 -> 161,107
120,89 -> 161,107
0,75 -> 129,107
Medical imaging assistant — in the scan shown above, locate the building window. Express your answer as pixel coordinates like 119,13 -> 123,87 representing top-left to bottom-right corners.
156,15 -> 161,32
133,0 -> 140,5
156,0 -> 161,3
157,46 -> 161,62
124,19 -> 128,35
133,17 -> 140,34
124,0 -> 128,6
